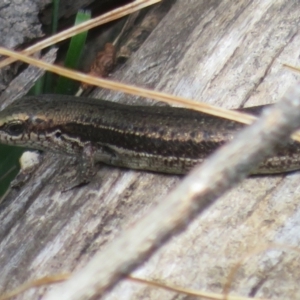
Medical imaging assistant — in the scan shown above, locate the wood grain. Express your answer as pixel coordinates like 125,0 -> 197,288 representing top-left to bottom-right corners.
1,0 -> 300,299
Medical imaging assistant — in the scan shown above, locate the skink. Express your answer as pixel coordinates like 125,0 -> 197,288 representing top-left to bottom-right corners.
0,94 -> 299,176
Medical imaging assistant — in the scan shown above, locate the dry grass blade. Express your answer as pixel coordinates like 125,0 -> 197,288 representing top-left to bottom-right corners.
0,271 -> 269,300
1,47 -> 300,143
0,274 -> 70,300
282,63 -> 300,74
0,48 -> 255,121
0,0 -> 161,68
128,275 -> 269,300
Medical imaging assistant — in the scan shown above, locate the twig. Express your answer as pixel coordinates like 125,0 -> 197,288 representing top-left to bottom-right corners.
43,83 -> 300,299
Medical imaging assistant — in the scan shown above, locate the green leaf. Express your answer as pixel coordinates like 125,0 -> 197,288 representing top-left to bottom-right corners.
0,145 -> 24,197
55,10 -> 91,94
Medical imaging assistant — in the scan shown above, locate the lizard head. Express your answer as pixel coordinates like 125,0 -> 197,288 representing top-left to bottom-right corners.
0,97 -> 51,150
0,96 -> 88,155
0,112 -> 30,147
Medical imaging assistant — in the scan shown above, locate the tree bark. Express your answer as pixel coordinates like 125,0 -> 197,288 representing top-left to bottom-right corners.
1,0 -> 300,299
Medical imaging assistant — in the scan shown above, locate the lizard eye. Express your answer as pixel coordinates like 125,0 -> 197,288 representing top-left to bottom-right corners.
5,121 -> 25,136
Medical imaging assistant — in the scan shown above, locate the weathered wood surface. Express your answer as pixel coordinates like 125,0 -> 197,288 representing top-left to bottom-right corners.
0,0 -> 51,91
1,0 -> 300,299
